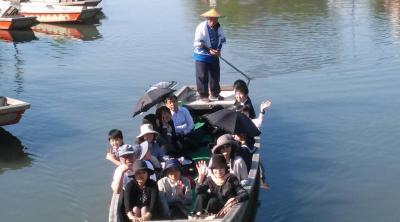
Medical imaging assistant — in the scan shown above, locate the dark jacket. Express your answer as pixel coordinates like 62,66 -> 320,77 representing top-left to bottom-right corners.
196,173 -> 248,203
124,178 -> 158,215
234,97 -> 256,119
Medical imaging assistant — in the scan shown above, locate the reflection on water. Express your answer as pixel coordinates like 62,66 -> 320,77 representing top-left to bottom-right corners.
32,23 -> 102,41
0,30 -> 37,43
0,127 -> 33,175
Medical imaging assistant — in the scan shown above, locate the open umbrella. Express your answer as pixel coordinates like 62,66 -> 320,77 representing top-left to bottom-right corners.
203,108 -> 260,137
133,87 -> 175,117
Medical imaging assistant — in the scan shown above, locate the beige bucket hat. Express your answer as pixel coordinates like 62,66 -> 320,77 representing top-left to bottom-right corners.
201,8 -> 224,18
137,124 -> 159,138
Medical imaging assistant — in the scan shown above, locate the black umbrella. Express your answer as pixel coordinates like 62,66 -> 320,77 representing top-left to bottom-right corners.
133,88 -> 175,117
203,108 -> 260,137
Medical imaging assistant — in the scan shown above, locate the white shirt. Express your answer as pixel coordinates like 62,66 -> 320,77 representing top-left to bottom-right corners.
171,106 -> 194,135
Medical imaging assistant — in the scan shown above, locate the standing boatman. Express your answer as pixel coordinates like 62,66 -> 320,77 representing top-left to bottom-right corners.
193,8 -> 226,102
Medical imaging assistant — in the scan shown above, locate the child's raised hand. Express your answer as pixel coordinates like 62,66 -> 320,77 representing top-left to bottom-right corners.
260,100 -> 272,113
196,160 -> 208,177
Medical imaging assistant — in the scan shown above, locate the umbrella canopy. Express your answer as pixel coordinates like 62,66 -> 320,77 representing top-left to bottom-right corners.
203,108 -> 260,137
133,87 -> 175,117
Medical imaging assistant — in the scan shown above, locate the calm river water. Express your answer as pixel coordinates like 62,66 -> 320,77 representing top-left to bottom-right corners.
1,0 -> 400,221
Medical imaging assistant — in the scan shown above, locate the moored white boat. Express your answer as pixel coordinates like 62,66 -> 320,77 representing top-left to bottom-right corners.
0,97 -> 31,126
18,2 -> 101,23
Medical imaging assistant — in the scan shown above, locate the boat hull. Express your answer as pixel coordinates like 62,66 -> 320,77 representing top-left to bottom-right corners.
0,97 -> 30,126
0,16 -> 36,30
19,3 -> 101,23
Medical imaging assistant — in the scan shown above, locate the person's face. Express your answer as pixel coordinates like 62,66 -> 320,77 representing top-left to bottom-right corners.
220,144 -> 232,158
212,167 -> 226,178
109,138 -> 123,149
165,99 -> 178,112
207,17 -> 218,28
161,110 -> 171,124
135,170 -> 148,185
143,133 -> 155,142
120,154 -> 135,167
235,90 -> 247,103
166,168 -> 180,181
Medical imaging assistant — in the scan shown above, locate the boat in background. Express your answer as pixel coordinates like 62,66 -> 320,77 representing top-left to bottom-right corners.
0,97 -> 30,126
18,2 -> 101,23
0,1 -> 36,30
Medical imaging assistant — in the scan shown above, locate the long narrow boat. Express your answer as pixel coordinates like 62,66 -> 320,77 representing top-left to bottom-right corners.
27,0 -> 102,7
0,97 -> 31,126
108,84 -> 260,222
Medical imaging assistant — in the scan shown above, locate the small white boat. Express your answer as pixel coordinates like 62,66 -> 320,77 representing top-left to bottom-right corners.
26,0 -> 102,7
0,97 -> 31,126
0,1 -> 36,30
18,2 -> 101,23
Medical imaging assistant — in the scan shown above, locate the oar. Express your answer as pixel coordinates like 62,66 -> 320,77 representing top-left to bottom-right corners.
219,56 -> 251,85
200,44 -> 252,85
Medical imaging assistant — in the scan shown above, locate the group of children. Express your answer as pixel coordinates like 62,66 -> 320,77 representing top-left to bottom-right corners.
106,80 -> 272,221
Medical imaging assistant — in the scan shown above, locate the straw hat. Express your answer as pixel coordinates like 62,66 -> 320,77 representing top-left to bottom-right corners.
212,134 -> 239,154
201,8 -> 224,18
137,124 -> 159,138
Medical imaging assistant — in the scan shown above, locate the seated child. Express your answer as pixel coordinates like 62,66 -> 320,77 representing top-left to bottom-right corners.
106,129 -> 124,165
158,158 -> 192,219
124,160 -> 159,221
193,154 -> 248,217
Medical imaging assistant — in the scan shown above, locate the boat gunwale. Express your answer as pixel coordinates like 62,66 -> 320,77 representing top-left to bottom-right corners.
0,97 -> 31,114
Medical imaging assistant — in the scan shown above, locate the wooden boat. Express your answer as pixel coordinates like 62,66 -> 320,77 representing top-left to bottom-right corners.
18,2 -> 101,23
24,0 -> 102,7
108,84 -> 260,222
0,97 -> 31,126
0,1 -> 36,30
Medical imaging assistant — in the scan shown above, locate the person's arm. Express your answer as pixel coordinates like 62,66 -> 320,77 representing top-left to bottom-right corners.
157,179 -> 171,218
253,100 -> 272,129
123,180 -> 135,214
182,177 -> 193,205
111,165 -> 128,194
143,184 -> 158,220
217,26 -> 226,51
194,22 -> 205,48
182,108 -> 194,134
231,176 -> 249,203
106,151 -> 121,166
233,157 -> 249,186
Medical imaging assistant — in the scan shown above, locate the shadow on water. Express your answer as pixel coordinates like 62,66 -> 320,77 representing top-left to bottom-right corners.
0,127 -> 33,175
0,29 -> 38,43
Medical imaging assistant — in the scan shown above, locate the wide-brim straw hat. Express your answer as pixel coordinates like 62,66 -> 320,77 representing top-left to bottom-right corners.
137,123 -> 159,138
130,159 -> 154,177
212,134 -> 240,154
201,8 -> 225,18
